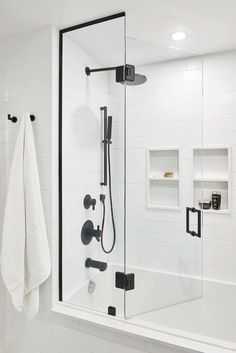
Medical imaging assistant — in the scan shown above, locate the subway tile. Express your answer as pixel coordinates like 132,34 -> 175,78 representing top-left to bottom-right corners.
80,322 -> 146,351
146,341 -> 199,353
111,342 -> 145,353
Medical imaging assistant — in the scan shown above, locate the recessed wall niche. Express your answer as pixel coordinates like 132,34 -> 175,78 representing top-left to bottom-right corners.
193,147 -> 231,214
146,148 -> 180,210
146,146 -> 231,214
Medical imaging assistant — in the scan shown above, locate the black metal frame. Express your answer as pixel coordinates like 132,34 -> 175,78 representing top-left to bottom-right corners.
58,12 -> 125,302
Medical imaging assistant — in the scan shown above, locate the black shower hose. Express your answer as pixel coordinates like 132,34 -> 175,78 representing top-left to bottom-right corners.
100,142 -> 116,254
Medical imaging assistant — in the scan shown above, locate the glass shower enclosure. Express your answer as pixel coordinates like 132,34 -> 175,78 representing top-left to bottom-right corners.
59,12 -> 203,319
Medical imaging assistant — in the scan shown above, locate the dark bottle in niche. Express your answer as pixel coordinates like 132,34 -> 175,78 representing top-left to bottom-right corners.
212,192 -> 221,210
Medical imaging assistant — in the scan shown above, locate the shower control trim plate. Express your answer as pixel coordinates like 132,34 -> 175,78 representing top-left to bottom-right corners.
116,64 -> 135,83
81,220 -> 102,245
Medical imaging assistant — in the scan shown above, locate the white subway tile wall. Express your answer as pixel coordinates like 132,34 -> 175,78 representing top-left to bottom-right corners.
108,52 -> 236,285
0,25 -> 235,353
61,33 -> 125,313
62,35 -> 110,299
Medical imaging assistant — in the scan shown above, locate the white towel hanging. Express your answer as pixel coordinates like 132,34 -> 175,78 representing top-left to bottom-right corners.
0,113 -> 51,319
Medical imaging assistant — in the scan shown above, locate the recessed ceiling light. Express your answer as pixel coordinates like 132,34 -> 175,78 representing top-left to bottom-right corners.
171,31 -> 187,41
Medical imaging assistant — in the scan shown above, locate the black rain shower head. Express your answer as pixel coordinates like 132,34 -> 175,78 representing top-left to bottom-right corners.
119,73 -> 147,86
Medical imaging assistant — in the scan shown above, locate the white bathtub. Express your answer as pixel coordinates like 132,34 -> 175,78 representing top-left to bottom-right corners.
65,264 -> 236,352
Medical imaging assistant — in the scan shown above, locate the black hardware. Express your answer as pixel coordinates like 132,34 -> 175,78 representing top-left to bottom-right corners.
115,272 -> 135,291
59,29 -> 63,302
85,66 -> 117,75
101,106 -> 108,186
30,114 -> 36,121
8,114 -> 36,123
59,12 -> 125,35
85,258 -> 107,272
186,207 -> 201,238
100,108 -> 113,187
100,193 -> 105,202
108,306 -> 116,316
116,64 -> 135,83
81,220 -> 102,245
83,194 -> 96,210
85,64 -> 135,84
8,114 -> 17,123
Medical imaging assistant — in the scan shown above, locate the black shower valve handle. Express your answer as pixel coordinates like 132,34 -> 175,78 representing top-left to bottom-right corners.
95,226 -> 101,242
83,194 -> 96,210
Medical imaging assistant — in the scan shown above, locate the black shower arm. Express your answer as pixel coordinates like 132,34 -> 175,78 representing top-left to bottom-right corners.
85,64 -> 135,83
85,66 -> 117,75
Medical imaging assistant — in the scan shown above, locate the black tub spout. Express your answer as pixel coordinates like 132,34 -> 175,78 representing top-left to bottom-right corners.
85,258 -> 107,272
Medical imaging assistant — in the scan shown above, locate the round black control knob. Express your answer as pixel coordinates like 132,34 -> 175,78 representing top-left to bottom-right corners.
83,194 -> 96,210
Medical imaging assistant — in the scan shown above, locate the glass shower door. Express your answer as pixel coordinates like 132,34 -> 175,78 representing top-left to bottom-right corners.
124,40 -> 203,317
60,13 -> 126,317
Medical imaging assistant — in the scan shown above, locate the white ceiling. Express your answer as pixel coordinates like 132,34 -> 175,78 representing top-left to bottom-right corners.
1,0 -> 236,57
67,20 -> 192,66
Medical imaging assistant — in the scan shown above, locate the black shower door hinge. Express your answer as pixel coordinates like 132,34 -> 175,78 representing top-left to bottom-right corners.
108,306 -> 116,316
115,272 -> 135,291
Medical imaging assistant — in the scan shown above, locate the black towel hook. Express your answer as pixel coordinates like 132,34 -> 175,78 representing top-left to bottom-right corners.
30,114 -> 36,121
8,114 -> 36,123
8,114 -> 17,123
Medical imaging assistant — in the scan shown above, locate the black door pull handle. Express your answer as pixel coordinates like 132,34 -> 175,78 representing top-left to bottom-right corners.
186,207 -> 201,238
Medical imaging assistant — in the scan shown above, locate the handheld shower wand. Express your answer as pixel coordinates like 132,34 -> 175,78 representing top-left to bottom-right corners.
100,110 -> 116,254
